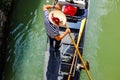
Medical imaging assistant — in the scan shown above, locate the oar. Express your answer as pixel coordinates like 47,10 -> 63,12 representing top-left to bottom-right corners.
67,18 -> 86,80
65,18 -> 92,80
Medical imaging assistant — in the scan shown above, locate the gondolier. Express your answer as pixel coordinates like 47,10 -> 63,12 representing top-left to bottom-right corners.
43,4 -> 70,80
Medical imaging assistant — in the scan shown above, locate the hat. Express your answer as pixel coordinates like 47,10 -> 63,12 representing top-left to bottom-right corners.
48,10 -> 67,26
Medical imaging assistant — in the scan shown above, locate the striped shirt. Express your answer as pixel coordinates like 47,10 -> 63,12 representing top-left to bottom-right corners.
44,10 -> 60,39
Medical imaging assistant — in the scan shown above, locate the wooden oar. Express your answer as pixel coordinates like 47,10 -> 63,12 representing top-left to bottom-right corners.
66,18 -> 92,80
67,18 -> 86,80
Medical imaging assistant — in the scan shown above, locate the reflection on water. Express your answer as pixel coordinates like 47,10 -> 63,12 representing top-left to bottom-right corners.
4,0 -> 47,80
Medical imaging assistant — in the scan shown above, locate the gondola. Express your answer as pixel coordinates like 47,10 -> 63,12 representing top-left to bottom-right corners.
44,0 -> 91,80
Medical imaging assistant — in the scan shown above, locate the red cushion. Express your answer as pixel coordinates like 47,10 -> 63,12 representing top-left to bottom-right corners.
63,5 -> 77,16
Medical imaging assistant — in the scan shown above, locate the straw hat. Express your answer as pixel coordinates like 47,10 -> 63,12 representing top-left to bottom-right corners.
48,10 -> 67,26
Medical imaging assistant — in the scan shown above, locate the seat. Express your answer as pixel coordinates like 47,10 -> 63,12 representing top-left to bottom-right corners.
57,0 -> 86,9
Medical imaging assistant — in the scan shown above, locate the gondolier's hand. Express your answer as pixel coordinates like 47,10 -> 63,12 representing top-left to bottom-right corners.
65,28 -> 71,34
55,28 -> 70,41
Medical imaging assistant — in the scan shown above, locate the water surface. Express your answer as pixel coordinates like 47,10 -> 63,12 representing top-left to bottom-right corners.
97,0 -> 120,80
4,0 -> 47,80
3,0 -> 120,80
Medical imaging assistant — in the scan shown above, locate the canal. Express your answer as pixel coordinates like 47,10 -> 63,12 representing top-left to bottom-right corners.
2,0 -> 120,80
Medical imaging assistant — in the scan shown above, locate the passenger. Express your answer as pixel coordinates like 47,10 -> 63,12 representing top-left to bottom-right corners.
43,4 -> 70,80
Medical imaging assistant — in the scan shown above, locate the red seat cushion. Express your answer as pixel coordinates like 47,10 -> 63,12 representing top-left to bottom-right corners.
63,5 -> 77,16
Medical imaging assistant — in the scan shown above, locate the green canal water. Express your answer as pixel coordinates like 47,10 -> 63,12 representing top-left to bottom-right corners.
3,0 -> 120,80
97,0 -> 120,80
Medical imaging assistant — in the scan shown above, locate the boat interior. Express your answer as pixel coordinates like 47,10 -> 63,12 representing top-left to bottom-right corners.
57,0 -> 87,79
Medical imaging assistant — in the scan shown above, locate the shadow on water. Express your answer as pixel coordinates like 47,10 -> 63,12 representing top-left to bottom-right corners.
3,0 -> 48,80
